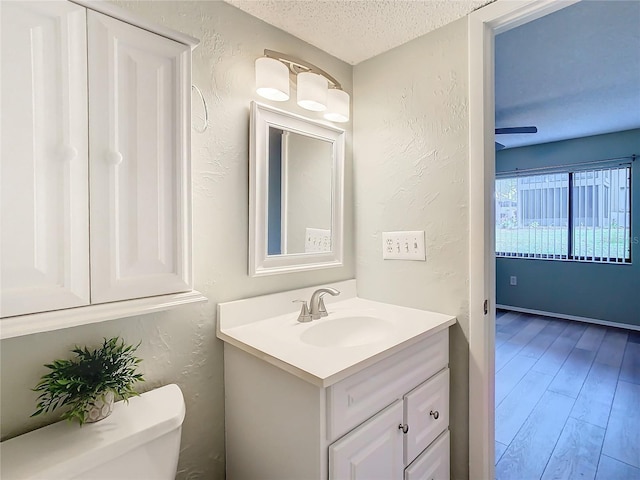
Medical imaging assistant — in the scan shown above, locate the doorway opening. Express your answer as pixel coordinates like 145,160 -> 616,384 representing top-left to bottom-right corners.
492,1 -> 640,476
469,1 -> 640,478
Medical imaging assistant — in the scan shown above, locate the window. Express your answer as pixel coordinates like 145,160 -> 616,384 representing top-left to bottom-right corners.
495,165 -> 631,263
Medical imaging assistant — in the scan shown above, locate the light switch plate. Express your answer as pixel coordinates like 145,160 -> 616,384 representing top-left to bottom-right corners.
382,231 -> 426,260
305,228 -> 331,253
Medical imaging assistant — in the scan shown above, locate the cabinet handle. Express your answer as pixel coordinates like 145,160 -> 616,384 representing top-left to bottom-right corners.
429,410 -> 440,420
398,423 -> 409,434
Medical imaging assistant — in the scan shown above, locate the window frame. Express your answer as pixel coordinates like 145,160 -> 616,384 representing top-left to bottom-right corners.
495,164 -> 632,264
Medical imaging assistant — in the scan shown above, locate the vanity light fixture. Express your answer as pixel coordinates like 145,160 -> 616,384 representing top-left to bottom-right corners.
324,88 -> 350,123
297,71 -> 328,112
255,57 -> 290,101
255,49 -> 350,122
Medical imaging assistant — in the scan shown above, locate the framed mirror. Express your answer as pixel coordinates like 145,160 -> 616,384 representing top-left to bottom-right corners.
249,102 -> 345,276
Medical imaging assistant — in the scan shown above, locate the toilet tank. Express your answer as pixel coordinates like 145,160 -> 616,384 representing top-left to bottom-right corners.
1,384 -> 185,480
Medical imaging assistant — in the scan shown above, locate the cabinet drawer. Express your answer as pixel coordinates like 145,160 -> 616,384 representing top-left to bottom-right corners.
404,430 -> 450,480
404,368 -> 449,465
327,329 -> 448,441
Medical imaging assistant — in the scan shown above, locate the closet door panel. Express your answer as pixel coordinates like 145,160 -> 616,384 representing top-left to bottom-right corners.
88,11 -> 192,303
1,1 -> 90,317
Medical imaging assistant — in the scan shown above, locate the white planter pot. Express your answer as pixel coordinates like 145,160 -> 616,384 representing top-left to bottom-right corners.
85,391 -> 115,423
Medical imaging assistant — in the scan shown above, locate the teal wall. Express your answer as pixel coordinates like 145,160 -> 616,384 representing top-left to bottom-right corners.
496,129 -> 640,327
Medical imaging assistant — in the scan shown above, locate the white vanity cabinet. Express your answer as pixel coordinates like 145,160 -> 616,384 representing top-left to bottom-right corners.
0,1 -> 203,337
224,328 -> 451,480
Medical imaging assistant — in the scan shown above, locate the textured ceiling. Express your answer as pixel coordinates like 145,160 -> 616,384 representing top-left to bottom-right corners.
495,0 -> 640,149
223,0 -> 494,65
224,0 -> 639,150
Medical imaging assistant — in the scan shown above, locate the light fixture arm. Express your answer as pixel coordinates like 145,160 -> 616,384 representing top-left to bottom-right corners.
264,49 -> 342,90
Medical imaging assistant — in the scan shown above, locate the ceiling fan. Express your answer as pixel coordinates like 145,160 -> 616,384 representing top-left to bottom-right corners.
495,126 -> 538,150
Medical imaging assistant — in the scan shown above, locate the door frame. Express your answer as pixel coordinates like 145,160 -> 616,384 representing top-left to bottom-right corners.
467,1 -> 580,477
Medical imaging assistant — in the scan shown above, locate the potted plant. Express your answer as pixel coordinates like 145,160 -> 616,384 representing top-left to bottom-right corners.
32,337 -> 144,425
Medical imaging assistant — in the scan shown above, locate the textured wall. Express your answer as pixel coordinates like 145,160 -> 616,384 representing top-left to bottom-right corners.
496,129 -> 640,327
0,2 -> 354,479
353,17 -> 470,480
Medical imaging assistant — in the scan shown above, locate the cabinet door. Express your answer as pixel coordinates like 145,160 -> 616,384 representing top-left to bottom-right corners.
329,401 -> 404,480
404,369 -> 449,465
1,1 -> 90,317
87,11 -> 192,303
404,431 -> 450,480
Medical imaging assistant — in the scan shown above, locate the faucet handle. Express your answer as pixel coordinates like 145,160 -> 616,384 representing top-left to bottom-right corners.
293,300 -> 312,323
317,294 -> 329,317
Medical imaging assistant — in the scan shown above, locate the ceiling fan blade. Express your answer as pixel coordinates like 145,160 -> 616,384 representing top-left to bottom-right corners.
495,142 -> 506,150
495,126 -> 538,135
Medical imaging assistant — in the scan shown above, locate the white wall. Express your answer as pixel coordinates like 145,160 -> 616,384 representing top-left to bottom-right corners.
0,2 -> 354,479
353,17 -> 470,480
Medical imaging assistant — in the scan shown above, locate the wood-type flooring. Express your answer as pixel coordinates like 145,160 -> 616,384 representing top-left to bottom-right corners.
495,310 -> 640,480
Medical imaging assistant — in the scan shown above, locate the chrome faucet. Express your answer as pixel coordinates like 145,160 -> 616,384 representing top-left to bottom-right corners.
309,287 -> 340,320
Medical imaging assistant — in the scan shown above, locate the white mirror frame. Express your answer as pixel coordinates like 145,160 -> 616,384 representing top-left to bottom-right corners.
249,101 -> 345,277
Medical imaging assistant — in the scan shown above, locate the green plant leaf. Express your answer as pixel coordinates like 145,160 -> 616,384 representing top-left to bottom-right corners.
31,337 -> 144,424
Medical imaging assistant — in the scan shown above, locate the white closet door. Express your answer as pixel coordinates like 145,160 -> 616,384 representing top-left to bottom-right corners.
1,1 -> 90,317
329,401 -> 404,480
87,11 -> 192,303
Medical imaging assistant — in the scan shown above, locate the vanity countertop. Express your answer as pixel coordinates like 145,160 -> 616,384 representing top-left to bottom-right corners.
217,280 -> 456,387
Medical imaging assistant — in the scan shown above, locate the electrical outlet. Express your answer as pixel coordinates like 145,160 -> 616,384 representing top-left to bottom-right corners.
510,276 -> 517,286
382,231 -> 426,261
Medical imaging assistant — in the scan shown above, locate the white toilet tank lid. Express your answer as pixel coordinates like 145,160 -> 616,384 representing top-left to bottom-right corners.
0,384 -> 185,479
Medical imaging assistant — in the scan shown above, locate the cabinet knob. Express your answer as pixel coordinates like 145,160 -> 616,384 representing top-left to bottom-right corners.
59,144 -> 78,162
398,423 -> 409,434
106,150 -> 123,166
429,410 -> 440,420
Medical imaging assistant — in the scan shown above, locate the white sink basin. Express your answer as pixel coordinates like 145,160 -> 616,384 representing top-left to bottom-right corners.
300,316 -> 394,348
217,280 -> 457,386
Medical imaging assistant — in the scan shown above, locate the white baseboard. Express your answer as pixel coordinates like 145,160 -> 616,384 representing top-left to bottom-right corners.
496,304 -> 640,332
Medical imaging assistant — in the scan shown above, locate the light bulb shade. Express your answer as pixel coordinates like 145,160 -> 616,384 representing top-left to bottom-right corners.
297,72 -> 328,111
255,57 -> 289,101
324,89 -> 350,122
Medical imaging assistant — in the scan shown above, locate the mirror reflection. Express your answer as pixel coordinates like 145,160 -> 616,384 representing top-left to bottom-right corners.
267,127 -> 333,256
